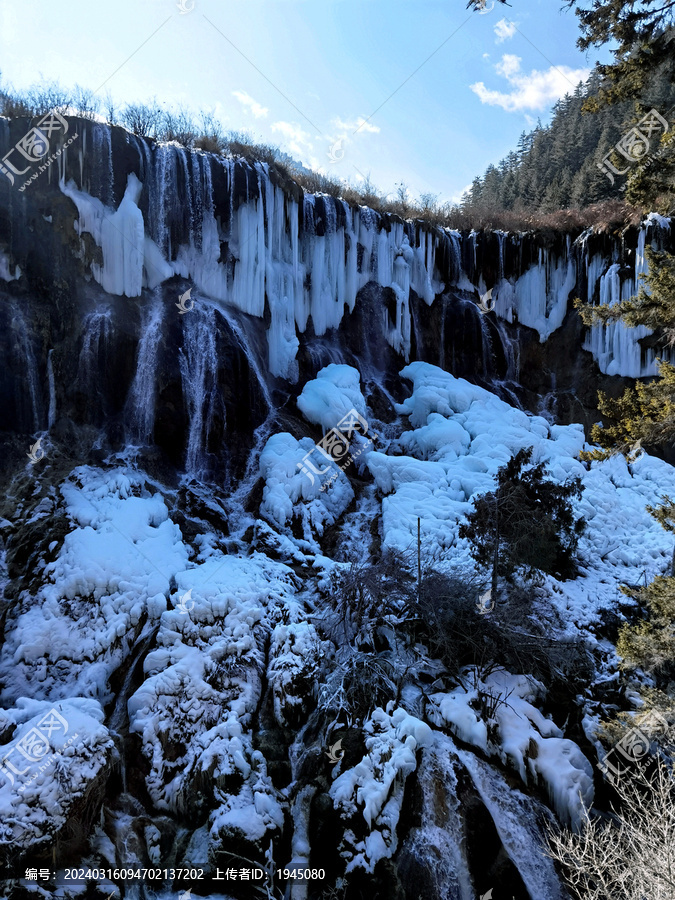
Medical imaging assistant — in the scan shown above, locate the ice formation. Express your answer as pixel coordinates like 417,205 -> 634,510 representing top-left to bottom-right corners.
330,707 -> 432,872
428,668 -> 594,828
0,467 -> 188,706
56,128 -> 671,385
0,698 -> 114,854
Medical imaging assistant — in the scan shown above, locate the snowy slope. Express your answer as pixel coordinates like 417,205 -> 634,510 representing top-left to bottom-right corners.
365,361 -> 675,629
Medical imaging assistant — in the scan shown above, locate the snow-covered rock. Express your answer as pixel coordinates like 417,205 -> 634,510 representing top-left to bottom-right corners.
330,706 -> 432,872
428,667 -> 594,828
0,698 -> 114,857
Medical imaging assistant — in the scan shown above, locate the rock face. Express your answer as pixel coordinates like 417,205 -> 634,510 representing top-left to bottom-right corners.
0,117 -> 673,898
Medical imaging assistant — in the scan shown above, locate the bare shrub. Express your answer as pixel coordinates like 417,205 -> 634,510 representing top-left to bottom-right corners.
323,549 -> 415,650
102,91 -> 117,126
319,648 -> 397,726
547,757 -> 675,900
121,101 -> 162,138
159,106 -> 197,146
72,85 -> 100,120
25,82 -> 72,115
194,111 -> 226,154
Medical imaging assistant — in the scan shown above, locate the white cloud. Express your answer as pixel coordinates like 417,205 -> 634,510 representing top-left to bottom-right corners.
332,116 -> 380,135
271,121 -> 314,157
470,55 -> 590,112
450,183 -> 473,205
495,54 -> 521,78
232,90 -> 269,119
494,18 -> 517,43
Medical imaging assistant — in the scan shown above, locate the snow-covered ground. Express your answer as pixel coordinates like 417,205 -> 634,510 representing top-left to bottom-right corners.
3,359 -> 674,891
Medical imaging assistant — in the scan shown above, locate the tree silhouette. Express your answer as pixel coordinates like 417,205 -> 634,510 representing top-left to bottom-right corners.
459,448 -> 585,599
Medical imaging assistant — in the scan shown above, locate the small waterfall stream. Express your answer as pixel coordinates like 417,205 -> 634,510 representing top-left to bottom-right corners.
457,748 -> 564,900
398,731 -> 475,900
77,307 -> 114,397
108,625 -> 159,793
10,306 -> 43,432
47,350 -> 56,429
124,293 -> 165,445
180,304 -> 219,477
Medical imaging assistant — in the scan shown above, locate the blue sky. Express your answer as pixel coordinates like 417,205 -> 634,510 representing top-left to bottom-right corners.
0,0 -> 610,203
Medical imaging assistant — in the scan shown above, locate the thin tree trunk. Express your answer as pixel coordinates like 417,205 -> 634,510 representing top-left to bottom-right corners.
492,493 -> 499,602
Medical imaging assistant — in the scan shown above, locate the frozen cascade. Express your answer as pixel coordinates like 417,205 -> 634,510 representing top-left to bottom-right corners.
47,349 -> 56,429
125,294 -> 165,444
11,306 -> 43,432
583,220 -> 674,377
582,263 -> 646,376
456,748 -> 564,900
61,170 -> 173,298
180,304 -> 219,476
397,731 -> 474,900
496,239 -> 576,341
56,139 -> 671,382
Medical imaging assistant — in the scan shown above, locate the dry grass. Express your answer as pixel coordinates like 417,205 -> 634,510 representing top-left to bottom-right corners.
0,75 -> 645,233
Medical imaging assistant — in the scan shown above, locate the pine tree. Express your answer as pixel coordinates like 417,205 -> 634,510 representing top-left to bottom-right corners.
459,448 -> 585,599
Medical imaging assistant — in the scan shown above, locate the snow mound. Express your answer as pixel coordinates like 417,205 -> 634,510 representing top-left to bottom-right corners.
296,364 -> 367,431
259,432 -> 354,537
330,706 -> 432,872
428,667 -> 593,828
0,467 -> 188,705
